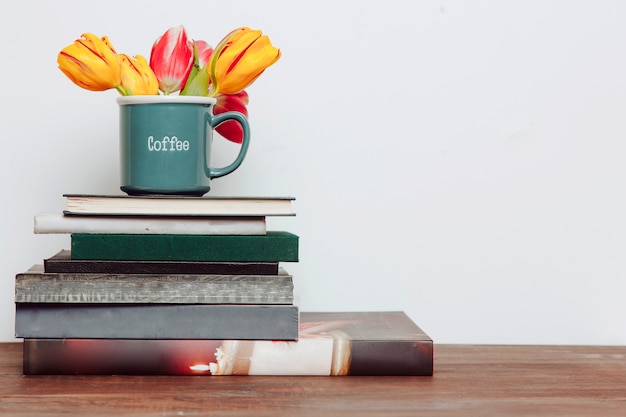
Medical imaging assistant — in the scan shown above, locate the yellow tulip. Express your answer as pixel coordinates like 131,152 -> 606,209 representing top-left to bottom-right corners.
58,33 -> 122,92
119,54 -> 159,95
209,27 -> 281,96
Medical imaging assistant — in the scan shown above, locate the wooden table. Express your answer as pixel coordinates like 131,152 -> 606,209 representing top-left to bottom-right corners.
1,342 -> 625,416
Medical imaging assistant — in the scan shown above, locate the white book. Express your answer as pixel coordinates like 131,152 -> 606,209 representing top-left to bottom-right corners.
63,194 -> 295,216
34,212 -> 266,235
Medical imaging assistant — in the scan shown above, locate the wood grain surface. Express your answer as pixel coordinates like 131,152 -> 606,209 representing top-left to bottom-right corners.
1,343 -> 625,416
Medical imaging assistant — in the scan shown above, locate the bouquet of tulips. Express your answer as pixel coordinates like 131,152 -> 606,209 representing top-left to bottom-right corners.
57,26 -> 281,143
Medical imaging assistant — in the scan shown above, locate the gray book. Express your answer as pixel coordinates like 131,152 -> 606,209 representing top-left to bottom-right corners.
15,265 -> 293,305
15,304 -> 299,340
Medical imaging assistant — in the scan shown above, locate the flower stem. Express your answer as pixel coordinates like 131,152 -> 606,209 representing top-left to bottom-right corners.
115,85 -> 128,96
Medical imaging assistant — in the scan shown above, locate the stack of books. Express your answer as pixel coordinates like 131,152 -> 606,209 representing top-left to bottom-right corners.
14,194 -> 433,376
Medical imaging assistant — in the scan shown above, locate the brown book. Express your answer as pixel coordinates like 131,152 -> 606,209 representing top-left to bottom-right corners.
44,250 -> 280,275
22,312 -> 433,376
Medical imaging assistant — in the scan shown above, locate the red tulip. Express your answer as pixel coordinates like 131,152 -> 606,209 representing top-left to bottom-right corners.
213,91 -> 249,143
149,26 -> 194,94
180,40 -> 214,96
194,40 -> 213,68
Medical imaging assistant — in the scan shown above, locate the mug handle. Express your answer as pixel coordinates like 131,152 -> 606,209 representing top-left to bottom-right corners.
205,111 -> 250,179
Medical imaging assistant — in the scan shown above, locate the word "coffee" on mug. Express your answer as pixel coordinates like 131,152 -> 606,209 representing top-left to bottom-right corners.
147,136 -> 190,152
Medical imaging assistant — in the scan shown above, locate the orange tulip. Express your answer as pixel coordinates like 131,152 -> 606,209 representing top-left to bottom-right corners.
209,27 -> 280,96
58,33 -> 122,92
119,54 -> 159,96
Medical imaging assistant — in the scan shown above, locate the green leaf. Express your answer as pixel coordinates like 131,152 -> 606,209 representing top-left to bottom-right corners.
181,68 -> 210,96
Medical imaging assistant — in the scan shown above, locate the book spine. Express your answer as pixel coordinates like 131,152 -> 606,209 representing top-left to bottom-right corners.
22,337 -> 433,376
44,251 -> 280,275
34,213 -> 267,235
70,231 -> 299,262
15,268 -> 294,305
15,304 -> 299,340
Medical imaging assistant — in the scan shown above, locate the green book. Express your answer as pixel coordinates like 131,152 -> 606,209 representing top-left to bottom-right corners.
70,231 -> 299,262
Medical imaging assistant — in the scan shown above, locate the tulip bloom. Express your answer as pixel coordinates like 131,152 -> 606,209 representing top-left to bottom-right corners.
58,33 -> 122,93
214,91 -> 249,143
209,27 -> 281,96
119,54 -> 159,96
149,26 -> 194,94
194,40 -> 214,68
180,40 -> 214,96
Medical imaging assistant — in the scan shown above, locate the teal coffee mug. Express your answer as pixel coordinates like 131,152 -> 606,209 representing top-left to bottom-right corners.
117,96 -> 250,196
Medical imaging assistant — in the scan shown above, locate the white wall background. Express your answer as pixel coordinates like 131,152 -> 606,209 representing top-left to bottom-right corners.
1,0 -> 625,345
